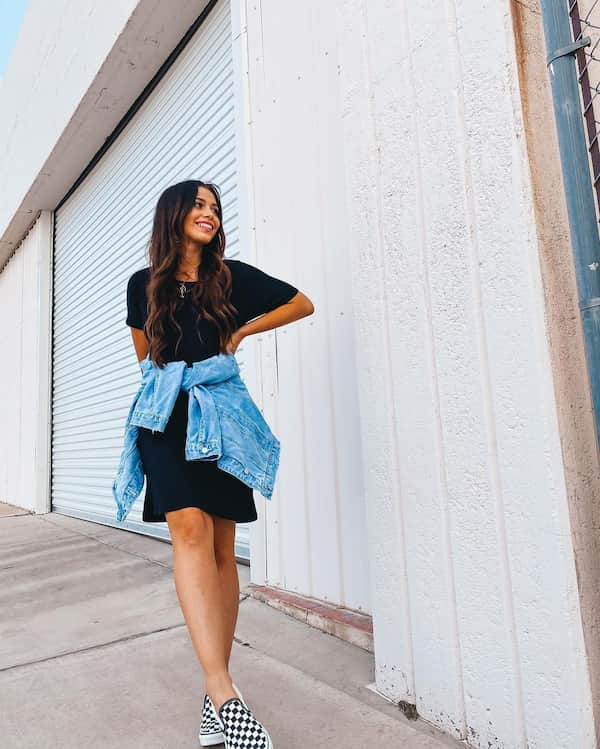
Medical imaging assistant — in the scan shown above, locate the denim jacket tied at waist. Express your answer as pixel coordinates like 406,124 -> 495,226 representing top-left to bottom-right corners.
112,352 -> 280,523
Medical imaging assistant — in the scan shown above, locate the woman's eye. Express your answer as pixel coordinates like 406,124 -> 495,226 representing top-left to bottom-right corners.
194,199 -> 219,217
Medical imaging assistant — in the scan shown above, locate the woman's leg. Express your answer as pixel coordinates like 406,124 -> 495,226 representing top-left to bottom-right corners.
165,507 -> 237,712
212,516 -> 240,669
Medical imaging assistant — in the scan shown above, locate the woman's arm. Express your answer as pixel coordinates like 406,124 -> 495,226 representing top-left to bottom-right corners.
226,291 -> 313,354
237,291 -> 314,340
130,327 -> 150,363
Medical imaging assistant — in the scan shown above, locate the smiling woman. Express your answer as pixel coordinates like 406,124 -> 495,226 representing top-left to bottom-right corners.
125,182 -> 304,364
139,181 -> 238,368
124,180 -> 304,527
118,178 -> 314,744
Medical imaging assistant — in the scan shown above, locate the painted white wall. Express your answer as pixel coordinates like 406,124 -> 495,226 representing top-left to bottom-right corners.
0,212 -> 52,514
330,0 -> 596,747
239,1 -> 372,614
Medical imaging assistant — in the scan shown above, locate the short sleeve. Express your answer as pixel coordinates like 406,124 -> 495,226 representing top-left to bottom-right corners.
227,259 -> 298,324
125,269 -> 149,329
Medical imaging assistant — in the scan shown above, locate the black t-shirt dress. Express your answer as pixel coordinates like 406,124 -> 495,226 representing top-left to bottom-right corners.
125,258 -> 298,523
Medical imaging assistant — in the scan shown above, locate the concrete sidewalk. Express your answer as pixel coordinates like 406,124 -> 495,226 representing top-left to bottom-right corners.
0,505 -> 460,749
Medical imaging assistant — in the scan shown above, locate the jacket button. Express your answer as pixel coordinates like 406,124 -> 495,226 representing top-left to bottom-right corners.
243,468 -> 249,474
201,447 -> 208,453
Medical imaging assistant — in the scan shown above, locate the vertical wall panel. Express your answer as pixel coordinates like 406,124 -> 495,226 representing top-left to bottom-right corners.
243,0 -> 371,611
0,246 -> 25,508
338,0 -> 467,728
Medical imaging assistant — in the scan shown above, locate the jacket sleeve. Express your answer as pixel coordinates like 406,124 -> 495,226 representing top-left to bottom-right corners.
229,260 -> 298,324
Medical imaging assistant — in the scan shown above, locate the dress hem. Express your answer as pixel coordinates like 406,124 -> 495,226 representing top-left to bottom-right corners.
143,503 -> 258,524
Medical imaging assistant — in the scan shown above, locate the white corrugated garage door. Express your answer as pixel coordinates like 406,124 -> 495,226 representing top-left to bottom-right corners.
51,0 -> 253,560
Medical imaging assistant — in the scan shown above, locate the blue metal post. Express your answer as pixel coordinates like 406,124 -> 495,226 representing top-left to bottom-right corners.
539,0 -> 600,448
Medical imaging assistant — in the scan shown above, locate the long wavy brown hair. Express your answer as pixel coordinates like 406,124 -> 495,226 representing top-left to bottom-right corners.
143,180 -> 239,367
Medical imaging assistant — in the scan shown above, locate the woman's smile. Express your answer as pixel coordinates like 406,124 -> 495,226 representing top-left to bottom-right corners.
182,185 -> 222,245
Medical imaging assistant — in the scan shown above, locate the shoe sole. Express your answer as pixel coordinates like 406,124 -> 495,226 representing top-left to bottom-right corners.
198,730 -> 225,746
200,731 -> 273,749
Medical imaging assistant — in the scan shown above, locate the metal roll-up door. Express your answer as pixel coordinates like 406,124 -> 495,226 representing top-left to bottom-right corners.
51,0 -> 252,560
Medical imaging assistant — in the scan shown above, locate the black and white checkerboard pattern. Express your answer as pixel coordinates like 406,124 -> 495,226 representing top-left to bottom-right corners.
218,697 -> 273,749
198,693 -> 225,745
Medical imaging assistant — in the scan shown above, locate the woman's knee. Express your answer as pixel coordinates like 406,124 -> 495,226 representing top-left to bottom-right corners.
166,507 -> 215,548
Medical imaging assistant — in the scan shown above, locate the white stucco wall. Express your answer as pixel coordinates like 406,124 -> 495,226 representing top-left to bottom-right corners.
0,212 -> 52,514
330,0 -> 596,747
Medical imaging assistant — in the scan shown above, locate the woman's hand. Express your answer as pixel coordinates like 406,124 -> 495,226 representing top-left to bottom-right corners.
225,329 -> 246,355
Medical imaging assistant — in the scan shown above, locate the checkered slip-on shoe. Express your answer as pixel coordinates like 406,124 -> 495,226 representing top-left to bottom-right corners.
199,683 -> 247,746
198,693 -> 224,746
218,697 -> 273,749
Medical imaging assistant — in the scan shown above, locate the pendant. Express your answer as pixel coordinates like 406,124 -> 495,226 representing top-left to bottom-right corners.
178,282 -> 186,298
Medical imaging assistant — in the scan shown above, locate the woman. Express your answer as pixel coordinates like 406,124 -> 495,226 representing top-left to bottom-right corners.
124,179 -> 314,747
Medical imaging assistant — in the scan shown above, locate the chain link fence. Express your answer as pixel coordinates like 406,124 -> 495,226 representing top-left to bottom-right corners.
569,0 -> 600,229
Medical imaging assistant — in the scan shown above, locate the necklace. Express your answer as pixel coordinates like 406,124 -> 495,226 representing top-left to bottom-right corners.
176,276 -> 199,298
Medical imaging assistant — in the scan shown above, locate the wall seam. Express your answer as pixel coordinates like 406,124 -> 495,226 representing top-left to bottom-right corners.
362,0 -> 417,698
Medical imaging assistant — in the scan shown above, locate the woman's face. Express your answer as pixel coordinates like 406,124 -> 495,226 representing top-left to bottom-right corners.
182,185 -> 221,245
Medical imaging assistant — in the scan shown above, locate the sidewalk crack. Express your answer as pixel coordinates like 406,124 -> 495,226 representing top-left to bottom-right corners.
38,514 -> 173,569
0,623 -> 187,674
